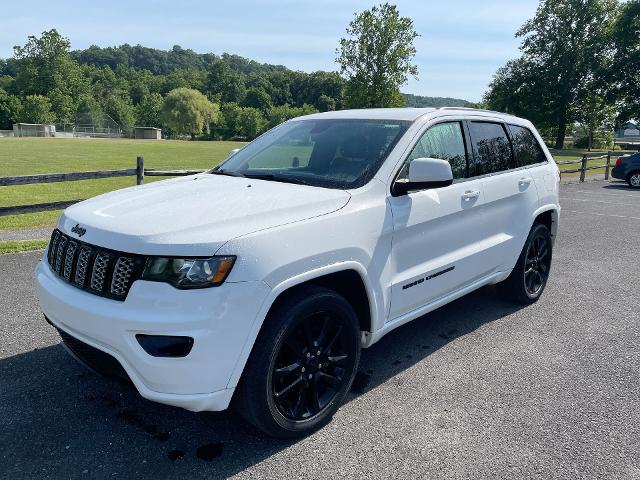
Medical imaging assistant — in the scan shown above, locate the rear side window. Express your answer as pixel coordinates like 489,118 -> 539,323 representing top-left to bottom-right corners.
508,125 -> 547,167
468,122 -> 513,177
399,121 -> 467,180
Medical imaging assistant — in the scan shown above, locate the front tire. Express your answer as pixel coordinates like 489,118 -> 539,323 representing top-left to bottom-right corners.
627,171 -> 640,189
234,285 -> 361,438
497,223 -> 553,304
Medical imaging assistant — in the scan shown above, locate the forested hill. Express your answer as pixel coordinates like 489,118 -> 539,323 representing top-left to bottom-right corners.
402,93 -> 474,108
68,44 -> 473,108
0,38 -> 472,138
70,44 -> 290,76
67,45 -> 472,107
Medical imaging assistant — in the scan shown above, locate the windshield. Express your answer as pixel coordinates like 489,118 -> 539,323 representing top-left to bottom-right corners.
212,118 -> 410,189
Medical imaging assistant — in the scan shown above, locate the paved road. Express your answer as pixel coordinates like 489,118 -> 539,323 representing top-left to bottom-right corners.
1,180 -> 639,479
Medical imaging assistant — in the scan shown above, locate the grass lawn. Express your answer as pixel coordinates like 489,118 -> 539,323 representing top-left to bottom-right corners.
0,137 -> 246,230
0,137 -> 636,233
0,239 -> 48,254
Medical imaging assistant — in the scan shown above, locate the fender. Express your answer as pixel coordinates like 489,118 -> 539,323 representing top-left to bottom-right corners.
532,204 -> 560,242
225,260 -> 382,389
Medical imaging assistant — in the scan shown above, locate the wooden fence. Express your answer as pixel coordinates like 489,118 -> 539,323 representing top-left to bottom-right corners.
555,151 -> 617,183
0,152 -> 628,217
0,157 -> 204,217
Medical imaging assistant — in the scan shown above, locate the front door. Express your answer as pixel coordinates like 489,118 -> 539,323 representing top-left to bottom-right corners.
387,121 -> 490,320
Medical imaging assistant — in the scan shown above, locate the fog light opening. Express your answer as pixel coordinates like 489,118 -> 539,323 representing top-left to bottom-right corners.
136,334 -> 194,358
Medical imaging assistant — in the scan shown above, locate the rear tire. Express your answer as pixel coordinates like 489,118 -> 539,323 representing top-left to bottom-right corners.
627,171 -> 640,189
497,223 -> 553,304
234,285 -> 361,438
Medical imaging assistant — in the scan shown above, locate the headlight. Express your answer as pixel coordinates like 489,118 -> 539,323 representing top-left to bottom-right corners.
141,256 -> 236,289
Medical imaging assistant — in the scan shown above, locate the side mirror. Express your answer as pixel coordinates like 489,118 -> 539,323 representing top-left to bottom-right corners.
392,157 -> 453,196
227,148 -> 241,158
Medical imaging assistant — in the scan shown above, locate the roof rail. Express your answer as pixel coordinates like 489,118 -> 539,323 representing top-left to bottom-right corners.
438,107 -> 517,117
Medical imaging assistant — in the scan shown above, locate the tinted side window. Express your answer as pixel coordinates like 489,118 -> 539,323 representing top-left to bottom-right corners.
508,124 -> 547,167
399,122 -> 467,180
468,122 -> 513,177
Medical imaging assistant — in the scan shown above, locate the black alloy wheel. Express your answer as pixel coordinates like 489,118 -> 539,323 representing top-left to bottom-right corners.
234,285 -> 361,438
271,312 -> 355,421
497,222 -> 553,304
523,232 -> 551,297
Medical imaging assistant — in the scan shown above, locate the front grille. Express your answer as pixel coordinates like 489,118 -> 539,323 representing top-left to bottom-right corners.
47,229 -> 146,301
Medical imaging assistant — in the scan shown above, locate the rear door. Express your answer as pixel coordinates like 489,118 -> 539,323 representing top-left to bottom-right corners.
387,121 -> 490,320
466,121 -> 540,272
508,123 -> 558,213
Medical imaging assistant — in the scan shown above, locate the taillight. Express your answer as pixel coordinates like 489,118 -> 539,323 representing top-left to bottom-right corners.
616,157 -> 623,166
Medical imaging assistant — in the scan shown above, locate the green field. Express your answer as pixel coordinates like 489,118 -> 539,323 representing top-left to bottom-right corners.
0,138 -> 634,233
0,137 -> 246,230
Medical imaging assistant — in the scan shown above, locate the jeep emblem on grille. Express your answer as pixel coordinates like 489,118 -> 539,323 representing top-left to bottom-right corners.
71,224 -> 86,237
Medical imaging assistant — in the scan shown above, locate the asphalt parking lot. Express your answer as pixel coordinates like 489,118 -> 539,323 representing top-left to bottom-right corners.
1,180 -> 639,479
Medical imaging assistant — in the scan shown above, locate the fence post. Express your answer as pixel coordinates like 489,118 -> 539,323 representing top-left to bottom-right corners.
136,156 -> 144,185
605,151 -> 611,180
579,154 -> 588,183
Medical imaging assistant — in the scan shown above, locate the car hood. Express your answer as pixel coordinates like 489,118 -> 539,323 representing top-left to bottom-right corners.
58,174 -> 351,256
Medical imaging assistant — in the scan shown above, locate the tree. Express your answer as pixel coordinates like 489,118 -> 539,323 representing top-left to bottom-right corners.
136,92 -> 163,127
48,88 -> 75,123
0,88 -> 22,129
237,107 -> 265,139
205,60 -> 247,104
488,0 -> 619,149
264,103 -> 319,129
103,94 -> 136,130
611,0 -> 640,121
13,29 -> 88,102
21,94 -> 55,123
218,102 -> 243,139
161,87 -> 219,138
574,91 -> 616,150
316,94 -> 336,112
244,86 -> 272,110
484,58 -> 553,129
336,3 -> 418,108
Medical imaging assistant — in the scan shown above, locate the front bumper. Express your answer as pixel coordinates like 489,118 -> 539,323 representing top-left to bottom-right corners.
35,259 -> 270,412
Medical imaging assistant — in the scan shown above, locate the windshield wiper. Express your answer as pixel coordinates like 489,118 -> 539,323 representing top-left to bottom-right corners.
243,173 -> 313,186
210,168 -> 245,178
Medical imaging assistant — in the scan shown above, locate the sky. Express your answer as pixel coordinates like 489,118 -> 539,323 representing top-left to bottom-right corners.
0,0 -> 540,102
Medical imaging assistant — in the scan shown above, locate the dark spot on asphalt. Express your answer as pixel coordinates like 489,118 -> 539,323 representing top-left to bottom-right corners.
196,443 -> 224,461
439,329 -> 459,340
167,449 -> 185,461
405,354 -> 412,359
350,371 -> 370,394
99,393 -> 121,408
144,424 -> 158,435
421,345 -> 431,350
366,368 -> 374,375
116,408 -> 144,427
155,431 -> 171,442
392,359 -> 402,366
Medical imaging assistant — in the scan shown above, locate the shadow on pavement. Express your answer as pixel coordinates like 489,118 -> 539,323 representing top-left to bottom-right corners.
602,181 -> 635,191
0,285 -> 523,478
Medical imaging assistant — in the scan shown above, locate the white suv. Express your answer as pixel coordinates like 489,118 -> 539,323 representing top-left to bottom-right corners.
36,108 -> 560,437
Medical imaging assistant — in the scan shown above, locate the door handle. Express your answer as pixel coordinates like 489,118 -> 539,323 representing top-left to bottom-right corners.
519,177 -> 533,187
462,190 -> 480,201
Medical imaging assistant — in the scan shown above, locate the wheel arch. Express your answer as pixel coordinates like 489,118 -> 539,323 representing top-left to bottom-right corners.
627,169 -> 640,186
532,205 -> 559,242
226,262 -> 378,389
